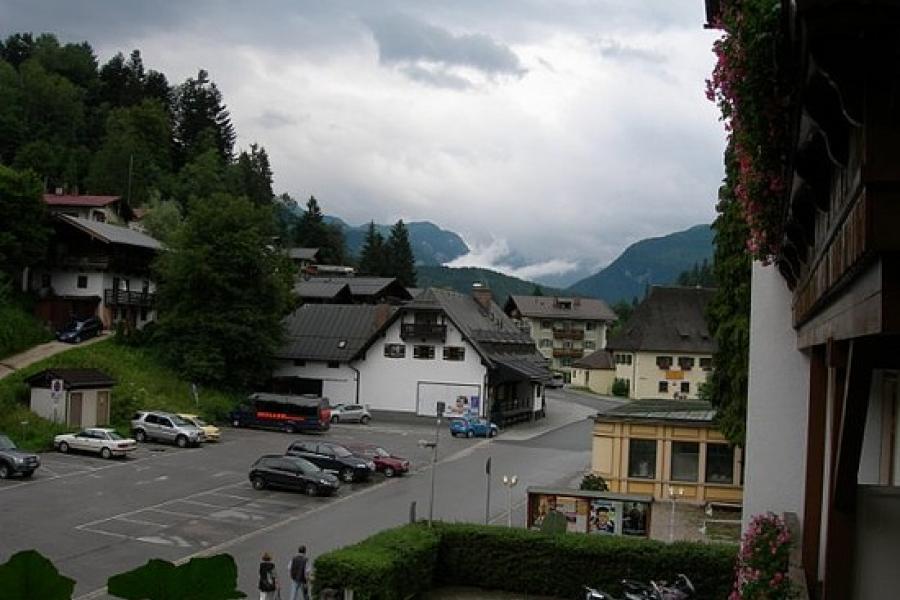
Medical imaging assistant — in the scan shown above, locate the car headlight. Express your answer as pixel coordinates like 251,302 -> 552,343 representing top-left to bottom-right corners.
13,456 -> 24,464
320,478 -> 331,485
367,461 -> 376,470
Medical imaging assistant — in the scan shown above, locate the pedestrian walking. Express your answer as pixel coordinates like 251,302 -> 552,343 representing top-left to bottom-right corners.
287,545 -> 311,600
258,552 -> 279,600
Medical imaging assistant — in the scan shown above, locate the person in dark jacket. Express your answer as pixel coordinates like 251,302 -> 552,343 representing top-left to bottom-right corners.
287,545 -> 310,600
258,552 -> 278,600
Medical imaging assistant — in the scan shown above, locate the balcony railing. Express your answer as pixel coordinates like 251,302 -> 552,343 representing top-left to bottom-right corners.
553,328 -> 584,340
104,289 -> 156,307
400,322 -> 447,342
552,348 -> 584,359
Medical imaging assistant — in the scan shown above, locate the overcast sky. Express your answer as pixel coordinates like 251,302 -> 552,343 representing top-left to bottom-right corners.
2,0 -> 725,280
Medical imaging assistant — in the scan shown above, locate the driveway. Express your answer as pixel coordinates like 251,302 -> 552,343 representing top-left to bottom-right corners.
0,333 -> 110,380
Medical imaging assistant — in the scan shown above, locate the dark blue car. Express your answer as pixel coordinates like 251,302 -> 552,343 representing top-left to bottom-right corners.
449,416 -> 498,438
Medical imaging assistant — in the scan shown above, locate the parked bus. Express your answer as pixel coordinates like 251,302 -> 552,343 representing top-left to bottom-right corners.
229,393 -> 332,433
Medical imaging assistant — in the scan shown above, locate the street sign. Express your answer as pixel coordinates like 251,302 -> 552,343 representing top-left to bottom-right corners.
486,457 -> 492,475
436,401 -> 445,416
50,379 -> 64,401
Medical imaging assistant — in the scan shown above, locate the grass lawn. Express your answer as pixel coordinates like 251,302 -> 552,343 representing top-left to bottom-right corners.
0,338 -> 243,450
0,302 -> 52,360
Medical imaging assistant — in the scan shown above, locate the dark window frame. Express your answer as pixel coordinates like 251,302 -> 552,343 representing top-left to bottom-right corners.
658,381 -> 669,393
384,344 -> 406,358
443,346 -> 465,361
671,441 -> 700,482
628,438 -> 657,479
413,345 -> 435,360
705,443 -> 735,484
678,356 -> 695,371
656,356 -> 673,370
680,381 -> 690,394
77,275 -> 88,289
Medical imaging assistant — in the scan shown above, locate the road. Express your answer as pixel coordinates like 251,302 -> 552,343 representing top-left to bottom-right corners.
0,388 -> 622,598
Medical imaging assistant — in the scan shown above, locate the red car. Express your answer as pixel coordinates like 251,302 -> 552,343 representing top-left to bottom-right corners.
344,443 -> 410,477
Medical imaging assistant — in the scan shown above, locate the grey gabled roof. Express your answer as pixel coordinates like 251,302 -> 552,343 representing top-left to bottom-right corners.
404,288 -> 549,379
287,247 -> 319,260
276,304 -> 394,361
596,398 -> 716,424
58,215 -> 162,250
573,349 -> 614,370
506,295 -> 617,322
607,286 -> 717,354
293,280 -> 351,300
309,277 -> 412,300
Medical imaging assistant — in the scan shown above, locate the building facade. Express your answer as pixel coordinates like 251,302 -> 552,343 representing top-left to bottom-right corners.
570,349 -> 616,395
607,287 -> 715,400
504,295 -> 616,382
591,399 -> 743,504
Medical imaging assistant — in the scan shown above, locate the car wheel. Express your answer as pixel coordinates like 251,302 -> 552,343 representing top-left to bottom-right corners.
100,447 -> 113,459
384,467 -> 395,478
360,415 -> 371,425
339,468 -> 355,483
331,415 -> 339,424
251,476 -> 266,490
305,482 -> 318,497
74,335 -> 81,344
59,441 -> 70,453
22,470 -> 34,478
134,430 -> 147,443
0,463 -> 10,479
489,429 -> 497,438
284,424 -> 296,434
466,430 -> 474,438
232,418 -> 241,427
175,435 -> 188,448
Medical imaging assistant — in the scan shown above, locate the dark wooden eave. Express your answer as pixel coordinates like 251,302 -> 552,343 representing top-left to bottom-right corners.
777,0 -> 900,347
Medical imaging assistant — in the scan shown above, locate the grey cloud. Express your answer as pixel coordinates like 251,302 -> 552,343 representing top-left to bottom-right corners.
400,64 -> 472,90
595,38 -> 666,64
255,109 -> 305,130
365,13 -> 526,84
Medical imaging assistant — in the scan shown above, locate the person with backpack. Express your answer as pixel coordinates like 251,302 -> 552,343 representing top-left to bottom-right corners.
258,552 -> 279,600
288,545 -> 310,600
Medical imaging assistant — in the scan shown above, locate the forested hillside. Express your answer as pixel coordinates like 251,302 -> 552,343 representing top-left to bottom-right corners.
417,265 -> 560,306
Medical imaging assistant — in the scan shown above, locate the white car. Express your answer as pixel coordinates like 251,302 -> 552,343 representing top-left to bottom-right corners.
54,428 -> 137,459
330,403 -> 372,424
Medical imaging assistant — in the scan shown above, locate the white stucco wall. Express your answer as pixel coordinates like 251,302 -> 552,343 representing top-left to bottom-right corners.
272,360 -> 358,406
357,314 -> 487,414
743,262 -> 810,530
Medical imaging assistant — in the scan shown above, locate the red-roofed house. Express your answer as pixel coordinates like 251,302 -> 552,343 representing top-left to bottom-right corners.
43,193 -> 126,225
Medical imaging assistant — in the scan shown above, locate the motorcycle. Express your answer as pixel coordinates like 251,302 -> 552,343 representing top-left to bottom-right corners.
583,574 -> 694,600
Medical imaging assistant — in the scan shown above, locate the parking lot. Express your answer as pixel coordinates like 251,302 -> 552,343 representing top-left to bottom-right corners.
0,418 -> 490,595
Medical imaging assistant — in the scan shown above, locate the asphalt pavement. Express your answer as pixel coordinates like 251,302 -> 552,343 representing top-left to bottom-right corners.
0,387 -> 617,598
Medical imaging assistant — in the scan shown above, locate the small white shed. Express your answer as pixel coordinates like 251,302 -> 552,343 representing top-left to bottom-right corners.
26,368 -> 116,428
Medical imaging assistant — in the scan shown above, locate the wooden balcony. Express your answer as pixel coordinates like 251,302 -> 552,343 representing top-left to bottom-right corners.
553,328 -> 584,340
552,348 -> 584,359
400,323 -> 447,342
104,289 -> 156,307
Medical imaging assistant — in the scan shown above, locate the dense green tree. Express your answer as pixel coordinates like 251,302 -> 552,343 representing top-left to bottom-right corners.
608,299 -> 635,337
385,219 -> 417,287
31,34 -> 98,92
228,144 -> 273,206
676,259 -> 715,287
0,165 -> 50,282
273,192 -> 299,242
139,194 -> 183,245
0,59 -> 25,164
358,221 -> 386,275
700,147 -> 752,446
153,193 -> 294,388
86,99 -> 172,205
531,284 -> 544,296
18,58 -> 85,148
0,33 -> 35,68
294,196 -> 346,265
173,69 -> 235,164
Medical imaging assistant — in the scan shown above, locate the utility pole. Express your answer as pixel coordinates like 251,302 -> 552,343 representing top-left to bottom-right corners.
484,457 -> 492,525
423,401 -> 445,527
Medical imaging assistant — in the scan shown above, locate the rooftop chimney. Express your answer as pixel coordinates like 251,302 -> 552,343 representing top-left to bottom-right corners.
471,282 -> 493,311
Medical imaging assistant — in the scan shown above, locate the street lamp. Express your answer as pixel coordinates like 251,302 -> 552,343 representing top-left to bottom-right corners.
501,474 -> 518,527
420,401 -> 445,527
667,485 -> 684,542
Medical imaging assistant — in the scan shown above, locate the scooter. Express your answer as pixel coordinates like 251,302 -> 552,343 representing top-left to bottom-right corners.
583,574 -> 694,600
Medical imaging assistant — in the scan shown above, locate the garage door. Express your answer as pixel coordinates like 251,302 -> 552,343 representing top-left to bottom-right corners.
416,382 -> 481,417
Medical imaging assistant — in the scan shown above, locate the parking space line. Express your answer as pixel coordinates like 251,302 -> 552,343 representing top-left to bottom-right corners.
176,499 -> 283,517
210,492 -> 299,508
76,526 -> 129,540
0,453 -> 161,493
115,516 -> 170,528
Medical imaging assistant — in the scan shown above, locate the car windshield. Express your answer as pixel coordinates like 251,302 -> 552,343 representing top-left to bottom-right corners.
333,446 -> 352,457
170,415 -> 190,426
107,431 -> 124,440
0,434 -> 16,450
374,447 -> 390,457
193,418 -> 208,426
288,457 -> 320,473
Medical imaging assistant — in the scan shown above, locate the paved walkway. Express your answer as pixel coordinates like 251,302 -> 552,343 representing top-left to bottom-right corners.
0,333 -> 110,380
498,398 -> 597,442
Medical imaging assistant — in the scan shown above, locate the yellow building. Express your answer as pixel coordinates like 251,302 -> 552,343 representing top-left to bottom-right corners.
607,286 -> 715,400
570,350 -> 616,395
591,399 -> 742,504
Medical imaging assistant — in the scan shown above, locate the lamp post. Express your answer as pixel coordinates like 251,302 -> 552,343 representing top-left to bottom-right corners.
502,474 -> 518,527
484,457 -> 492,525
667,485 -> 684,542
420,401 -> 445,527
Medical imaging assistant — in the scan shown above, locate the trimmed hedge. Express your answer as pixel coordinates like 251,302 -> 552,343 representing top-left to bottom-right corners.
314,525 -> 440,600
314,523 -> 736,600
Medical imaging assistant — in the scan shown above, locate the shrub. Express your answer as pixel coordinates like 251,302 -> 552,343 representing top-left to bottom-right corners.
0,301 -> 52,360
313,524 -> 440,600
731,513 -> 793,599
313,523 -> 736,600
611,378 -> 630,397
580,473 -> 609,492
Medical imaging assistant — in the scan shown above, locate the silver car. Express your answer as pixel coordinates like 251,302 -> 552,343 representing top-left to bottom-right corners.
131,411 -> 206,447
330,403 -> 372,424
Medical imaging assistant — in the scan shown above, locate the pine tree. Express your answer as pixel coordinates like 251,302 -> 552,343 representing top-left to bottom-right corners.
358,221 -> 386,275
294,196 -> 346,265
173,69 -> 235,165
385,219 -> 416,287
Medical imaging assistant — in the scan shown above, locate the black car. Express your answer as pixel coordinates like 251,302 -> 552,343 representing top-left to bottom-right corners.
56,316 -> 103,343
248,455 -> 340,496
285,441 -> 374,483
